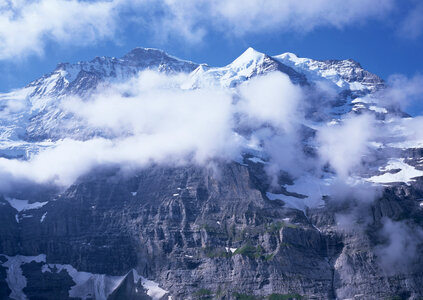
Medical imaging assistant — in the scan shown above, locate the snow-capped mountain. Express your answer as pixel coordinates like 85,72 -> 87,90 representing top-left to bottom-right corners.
28,47 -> 198,99
0,48 -> 199,156
1,47 -> 423,300
184,47 -> 307,88
0,46 -> 413,184
1,46 -> 418,200
0,47 -> 387,146
275,52 -> 384,92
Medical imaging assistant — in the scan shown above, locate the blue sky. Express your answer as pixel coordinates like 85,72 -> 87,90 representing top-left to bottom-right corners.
1,0 -> 422,113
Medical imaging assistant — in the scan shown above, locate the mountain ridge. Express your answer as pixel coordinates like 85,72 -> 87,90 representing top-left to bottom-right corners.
1,46 -> 423,300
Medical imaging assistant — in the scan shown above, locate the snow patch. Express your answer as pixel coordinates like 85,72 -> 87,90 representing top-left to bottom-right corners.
5,198 -> 47,212
369,105 -> 388,114
1,254 -> 46,300
266,192 -> 307,212
42,264 -> 124,300
248,157 -> 266,164
266,175 -> 329,212
387,139 -> 423,150
40,263 -> 169,300
40,212 -> 47,223
367,159 -> 423,184
348,81 -> 366,91
133,270 -> 169,300
225,247 -> 237,253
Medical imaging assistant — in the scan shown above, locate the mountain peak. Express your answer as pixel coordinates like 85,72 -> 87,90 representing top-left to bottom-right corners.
230,47 -> 266,67
121,47 -> 168,60
243,47 -> 263,56
120,47 -> 198,72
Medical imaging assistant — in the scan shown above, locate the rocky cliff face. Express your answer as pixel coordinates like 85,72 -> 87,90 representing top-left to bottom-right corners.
0,47 -> 422,299
1,160 -> 422,299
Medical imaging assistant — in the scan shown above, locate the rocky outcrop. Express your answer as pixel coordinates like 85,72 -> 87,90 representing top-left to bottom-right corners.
0,47 -> 422,299
0,161 -> 422,299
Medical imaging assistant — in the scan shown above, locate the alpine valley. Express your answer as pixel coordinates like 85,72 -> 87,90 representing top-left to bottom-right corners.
0,47 -> 422,300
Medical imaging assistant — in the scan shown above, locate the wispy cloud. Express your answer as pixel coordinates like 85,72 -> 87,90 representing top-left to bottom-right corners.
187,0 -> 395,36
0,71 -> 305,186
0,0 -> 118,60
317,114 -> 376,180
376,218 -> 423,274
384,74 -> 423,110
0,0 -> 405,60
398,2 -> 423,39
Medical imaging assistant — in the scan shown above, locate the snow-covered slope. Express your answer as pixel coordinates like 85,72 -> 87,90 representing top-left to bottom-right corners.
28,47 -> 198,99
0,254 -> 169,300
0,48 -> 199,153
1,47 -> 423,299
274,52 -> 384,93
185,47 -> 307,89
274,52 -> 393,118
0,46 -> 420,191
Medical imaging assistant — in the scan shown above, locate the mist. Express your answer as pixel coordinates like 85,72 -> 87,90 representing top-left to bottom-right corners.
317,113 -> 377,180
0,71 -> 308,188
376,218 -> 423,275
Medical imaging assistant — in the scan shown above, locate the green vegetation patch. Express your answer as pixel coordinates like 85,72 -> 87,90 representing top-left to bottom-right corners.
233,292 -> 260,300
233,243 -> 264,259
195,288 -> 213,299
231,292 -> 304,300
265,221 -> 297,233
268,293 -> 303,300
203,247 -> 231,258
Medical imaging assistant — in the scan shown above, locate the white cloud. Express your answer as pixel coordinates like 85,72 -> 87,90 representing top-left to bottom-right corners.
0,0 -> 118,60
384,74 -> 423,110
0,0 -> 402,60
141,0 -> 397,44
0,71 -> 307,187
0,138 -> 113,186
237,72 -> 303,131
237,72 -> 312,180
317,114 -> 376,179
206,0 -> 395,35
398,2 -> 423,39
361,74 -> 423,114
376,218 -> 423,274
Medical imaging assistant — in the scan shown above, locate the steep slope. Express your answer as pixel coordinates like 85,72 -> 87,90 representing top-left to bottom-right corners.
0,47 -> 422,300
1,162 -> 422,299
0,47 -> 389,157
185,47 -> 307,89
273,52 -> 395,118
28,47 -> 198,99
0,48 -> 199,156
274,52 -> 384,92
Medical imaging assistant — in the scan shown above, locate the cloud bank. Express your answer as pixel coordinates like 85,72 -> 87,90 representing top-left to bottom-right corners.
0,71 -> 306,187
168,0 -> 395,37
0,69 -> 400,192
0,0 -> 409,60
